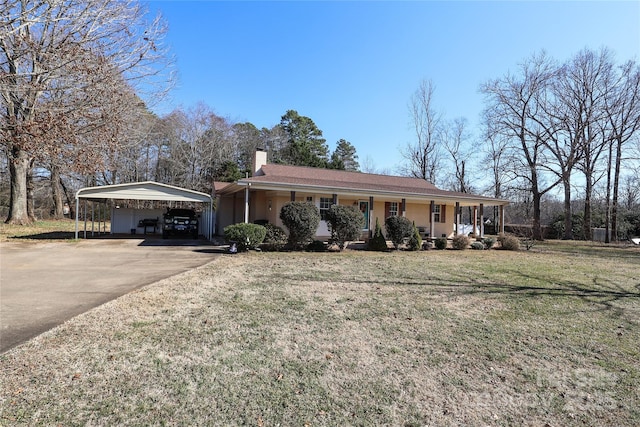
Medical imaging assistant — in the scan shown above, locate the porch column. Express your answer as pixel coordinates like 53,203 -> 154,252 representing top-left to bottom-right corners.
479,203 -> 485,238
429,200 -> 435,239
244,184 -> 250,223
499,205 -> 505,234
290,191 -> 296,202
473,206 -> 478,236
401,198 -> 406,217
369,196 -> 374,237
455,201 -> 461,236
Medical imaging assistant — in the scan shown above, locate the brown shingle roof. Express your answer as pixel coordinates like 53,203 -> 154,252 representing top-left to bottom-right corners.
245,164 -> 492,200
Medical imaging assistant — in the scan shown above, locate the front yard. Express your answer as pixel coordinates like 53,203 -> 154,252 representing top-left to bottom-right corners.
1,241 -> 638,426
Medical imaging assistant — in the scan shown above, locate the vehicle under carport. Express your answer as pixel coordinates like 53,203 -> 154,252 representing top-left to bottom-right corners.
74,181 -> 214,240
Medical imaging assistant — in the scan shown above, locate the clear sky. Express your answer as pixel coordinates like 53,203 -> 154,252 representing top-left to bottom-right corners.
145,1 -> 640,174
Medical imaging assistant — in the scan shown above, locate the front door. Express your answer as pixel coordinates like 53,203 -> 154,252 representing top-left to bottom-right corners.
359,200 -> 369,230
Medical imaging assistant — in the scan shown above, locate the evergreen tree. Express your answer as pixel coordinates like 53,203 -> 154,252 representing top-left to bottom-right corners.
330,139 -> 360,171
279,110 -> 329,167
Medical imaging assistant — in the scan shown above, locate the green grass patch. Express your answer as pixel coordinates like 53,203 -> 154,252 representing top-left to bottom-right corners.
1,241 -> 639,426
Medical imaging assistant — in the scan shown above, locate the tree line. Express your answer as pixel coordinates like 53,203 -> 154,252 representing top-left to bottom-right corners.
2,1 -> 638,241
402,49 -> 640,242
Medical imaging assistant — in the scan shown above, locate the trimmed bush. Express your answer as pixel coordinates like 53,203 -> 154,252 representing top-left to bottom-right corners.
280,201 -> 320,249
452,234 -> 470,250
326,204 -> 365,250
434,237 -> 448,250
483,237 -> 495,249
223,223 -> 267,251
385,215 -> 413,249
264,223 -> 287,244
498,233 -> 520,251
406,222 -> 422,251
368,217 -> 389,251
470,241 -> 485,250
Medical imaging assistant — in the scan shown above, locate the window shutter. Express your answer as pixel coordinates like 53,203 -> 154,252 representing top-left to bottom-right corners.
441,205 -> 447,223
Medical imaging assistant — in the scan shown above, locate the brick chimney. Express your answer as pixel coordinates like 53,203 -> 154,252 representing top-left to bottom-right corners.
252,149 -> 267,176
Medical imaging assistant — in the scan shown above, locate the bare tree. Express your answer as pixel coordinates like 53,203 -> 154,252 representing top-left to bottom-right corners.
400,79 -> 442,184
442,117 -> 474,193
480,52 -> 561,240
0,0 -> 171,224
603,60 -> 640,241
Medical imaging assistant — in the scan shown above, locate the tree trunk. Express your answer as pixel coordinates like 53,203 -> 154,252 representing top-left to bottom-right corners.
604,142 -> 612,243
26,164 -> 36,222
51,165 -> 65,219
532,191 -> 543,241
6,147 -> 32,225
611,137 -> 623,242
562,177 -> 573,240
583,177 -> 593,241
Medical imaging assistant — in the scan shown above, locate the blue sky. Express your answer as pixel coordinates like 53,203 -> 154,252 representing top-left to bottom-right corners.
145,1 -> 640,174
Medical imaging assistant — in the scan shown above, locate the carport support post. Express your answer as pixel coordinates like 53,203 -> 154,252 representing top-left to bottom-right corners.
74,197 -> 79,239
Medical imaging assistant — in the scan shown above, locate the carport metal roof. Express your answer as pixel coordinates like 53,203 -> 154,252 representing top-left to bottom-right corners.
76,181 -> 212,203
75,181 -> 213,239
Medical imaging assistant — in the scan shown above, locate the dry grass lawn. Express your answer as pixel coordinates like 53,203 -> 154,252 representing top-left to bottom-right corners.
1,239 -> 639,426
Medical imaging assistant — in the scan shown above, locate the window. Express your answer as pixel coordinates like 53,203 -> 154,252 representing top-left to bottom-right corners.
388,202 -> 398,217
433,205 -> 441,223
306,196 -> 313,203
319,197 -> 332,221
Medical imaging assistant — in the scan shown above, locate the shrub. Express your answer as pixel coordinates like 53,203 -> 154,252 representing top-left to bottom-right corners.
280,201 -> 320,249
434,237 -> 448,250
483,237 -> 495,249
406,222 -> 422,251
470,241 -> 485,250
325,204 -> 365,250
306,240 -> 326,252
498,233 -> 520,251
368,218 -> 389,251
384,215 -> 413,249
223,223 -> 267,251
263,223 -> 287,244
452,234 -> 470,250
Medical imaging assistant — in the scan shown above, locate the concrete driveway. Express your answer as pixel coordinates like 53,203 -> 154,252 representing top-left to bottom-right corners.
0,237 -> 221,353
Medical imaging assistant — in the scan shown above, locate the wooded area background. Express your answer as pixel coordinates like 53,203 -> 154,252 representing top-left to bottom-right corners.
1,1 -> 638,241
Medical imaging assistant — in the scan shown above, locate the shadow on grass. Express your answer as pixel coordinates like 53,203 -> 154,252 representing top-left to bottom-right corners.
11,231 -> 76,240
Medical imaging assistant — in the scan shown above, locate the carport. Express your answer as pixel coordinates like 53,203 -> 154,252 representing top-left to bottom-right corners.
75,181 -> 214,240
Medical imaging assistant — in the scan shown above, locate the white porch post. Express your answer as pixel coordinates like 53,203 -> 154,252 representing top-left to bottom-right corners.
455,201 -> 461,236
401,198 -> 406,217
244,184 -> 250,224
479,204 -> 485,238
473,206 -> 478,236
429,200 -> 435,239
499,205 -> 505,234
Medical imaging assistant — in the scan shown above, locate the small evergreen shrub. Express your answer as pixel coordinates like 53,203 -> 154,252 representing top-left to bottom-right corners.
483,237 -> 495,249
368,218 -> 389,251
498,233 -> 520,251
280,201 -> 320,249
306,240 -> 326,252
407,222 -> 422,251
325,204 -> 365,250
223,223 -> 267,251
385,215 -> 413,249
434,237 -> 448,250
452,234 -> 470,250
263,223 -> 287,245
470,241 -> 485,250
